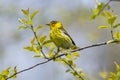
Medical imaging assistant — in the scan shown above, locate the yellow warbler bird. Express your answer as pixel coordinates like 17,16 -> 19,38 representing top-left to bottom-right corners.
47,21 -> 77,50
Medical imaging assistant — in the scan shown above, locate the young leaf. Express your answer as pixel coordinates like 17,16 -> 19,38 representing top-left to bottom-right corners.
114,31 -> 120,39
12,66 -> 17,78
48,47 -> 55,58
107,40 -> 115,44
18,18 -> 26,24
66,54 -> 73,59
27,15 -> 32,25
34,46 -> 41,53
21,9 -> 29,16
110,72 -> 116,79
100,72 -> 107,79
98,26 -> 109,29
66,69 -> 71,73
33,55 -> 41,58
31,37 -> 36,46
13,66 -> 17,73
71,52 -> 80,57
39,36 -> 47,43
101,11 -> 113,17
108,16 -> 117,25
113,23 -> 120,28
30,10 -> 39,20
18,26 -> 25,30
42,40 -> 52,45
91,2 -> 105,19
114,62 -> 120,72
67,60 -> 73,65
34,25 -> 43,32
24,46 -> 35,52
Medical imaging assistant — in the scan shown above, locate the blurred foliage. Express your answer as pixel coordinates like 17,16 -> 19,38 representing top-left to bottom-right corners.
100,62 -> 120,80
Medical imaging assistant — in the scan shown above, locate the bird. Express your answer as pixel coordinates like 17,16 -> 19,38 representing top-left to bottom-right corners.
46,21 -> 77,50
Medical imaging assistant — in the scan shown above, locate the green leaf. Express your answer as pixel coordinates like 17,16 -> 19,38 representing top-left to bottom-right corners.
30,10 -> 39,20
66,69 -> 71,72
101,11 -> 113,17
33,54 -> 41,58
107,40 -> 115,44
98,26 -> 109,29
13,66 -> 17,73
21,9 -> 29,16
24,46 -> 35,52
48,47 -> 55,58
66,54 -> 73,59
18,26 -> 25,30
18,18 -> 26,24
39,36 -> 47,43
113,23 -> 120,28
27,15 -> 32,25
91,15 -> 97,19
27,20 -> 32,25
108,16 -> 117,25
71,52 -> 80,57
110,72 -> 116,79
91,2 -> 105,19
114,31 -> 120,40
31,37 -> 36,46
95,2 -> 105,15
67,60 -> 73,65
42,40 -> 52,45
34,25 -> 43,32
114,62 -> 120,72
34,46 -> 41,53
12,66 -> 17,78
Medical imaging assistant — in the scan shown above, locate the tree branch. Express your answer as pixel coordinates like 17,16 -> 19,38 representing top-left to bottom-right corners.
5,53 -> 66,80
5,59 -> 51,80
71,42 -> 107,52
6,41 -> 109,80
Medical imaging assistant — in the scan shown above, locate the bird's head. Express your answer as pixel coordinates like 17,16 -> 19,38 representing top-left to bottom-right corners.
46,21 -> 63,29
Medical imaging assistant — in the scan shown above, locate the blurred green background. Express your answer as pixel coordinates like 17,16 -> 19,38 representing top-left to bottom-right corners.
0,0 -> 120,80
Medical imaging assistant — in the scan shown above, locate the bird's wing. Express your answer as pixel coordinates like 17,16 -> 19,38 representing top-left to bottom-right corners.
61,27 -> 76,45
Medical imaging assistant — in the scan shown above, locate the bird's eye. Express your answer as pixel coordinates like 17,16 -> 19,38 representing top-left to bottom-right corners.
52,24 -> 55,27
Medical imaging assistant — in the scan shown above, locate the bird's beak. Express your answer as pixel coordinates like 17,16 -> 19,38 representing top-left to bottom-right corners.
46,24 -> 50,26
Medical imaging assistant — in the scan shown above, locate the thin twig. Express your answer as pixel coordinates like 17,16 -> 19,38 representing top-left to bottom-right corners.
30,25 -> 47,58
71,42 -> 107,52
110,24 -> 114,39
